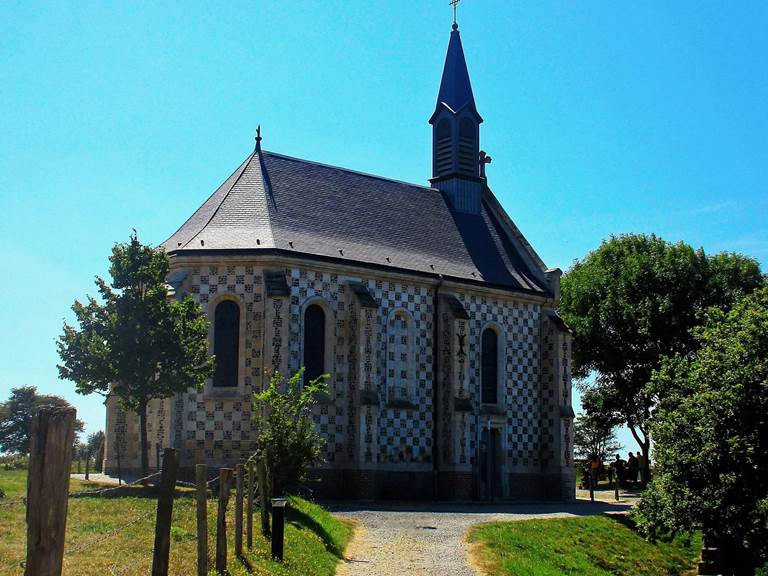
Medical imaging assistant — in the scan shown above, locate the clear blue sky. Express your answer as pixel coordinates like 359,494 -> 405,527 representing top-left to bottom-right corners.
1,1 -> 766,452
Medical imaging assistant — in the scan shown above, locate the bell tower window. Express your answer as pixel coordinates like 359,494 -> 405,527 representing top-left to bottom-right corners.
434,119 -> 453,176
458,117 -> 477,176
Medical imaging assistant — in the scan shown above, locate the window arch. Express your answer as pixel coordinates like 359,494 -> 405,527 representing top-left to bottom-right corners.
303,304 -> 326,384
481,327 -> 499,404
213,300 -> 240,388
387,310 -> 413,401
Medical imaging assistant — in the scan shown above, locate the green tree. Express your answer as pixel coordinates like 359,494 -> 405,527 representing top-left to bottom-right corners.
635,287 -> 768,574
560,234 -> 763,480
57,232 -> 214,478
0,386 -> 84,454
573,393 -> 623,463
87,431 -> 106,472
252,369 -> 329,499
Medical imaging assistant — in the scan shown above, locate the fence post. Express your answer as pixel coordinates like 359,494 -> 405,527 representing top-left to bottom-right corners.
235,464 -> 244,557
216,468 -> 233,574
151,448 -> 179,576
25,406 -> 76,576
247,461 -> 254,549
257,459 -> 270,536
195,464 -> 208,576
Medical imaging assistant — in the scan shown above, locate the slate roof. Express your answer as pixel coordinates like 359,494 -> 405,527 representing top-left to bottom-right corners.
163,150 -> 549,295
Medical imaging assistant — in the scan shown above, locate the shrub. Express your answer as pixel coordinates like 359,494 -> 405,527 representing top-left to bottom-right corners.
252,369 -> 329,499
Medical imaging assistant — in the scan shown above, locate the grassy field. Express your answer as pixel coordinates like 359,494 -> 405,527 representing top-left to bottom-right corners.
0,469 -> 354,576
468,515 -> 701,576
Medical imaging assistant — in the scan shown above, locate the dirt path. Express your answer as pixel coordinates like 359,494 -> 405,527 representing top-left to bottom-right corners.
332,500 -> 632,576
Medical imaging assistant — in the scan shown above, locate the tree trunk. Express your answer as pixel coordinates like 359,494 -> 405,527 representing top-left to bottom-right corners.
139,401 -> 149,481
641,441 -> 651,485
628,424 -> 651,484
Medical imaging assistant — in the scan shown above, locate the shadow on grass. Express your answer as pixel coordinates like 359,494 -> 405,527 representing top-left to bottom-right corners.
287,507 -> 344,558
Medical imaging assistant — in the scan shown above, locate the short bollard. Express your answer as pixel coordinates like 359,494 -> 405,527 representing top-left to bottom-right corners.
271,498 -> 288,561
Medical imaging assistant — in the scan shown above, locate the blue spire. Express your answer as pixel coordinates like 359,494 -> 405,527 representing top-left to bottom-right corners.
434,23 -> 479,118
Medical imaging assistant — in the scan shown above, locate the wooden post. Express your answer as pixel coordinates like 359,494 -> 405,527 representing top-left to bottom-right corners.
25,406 -> 76,576
195,464 -> 208,576
216,468 -> 233,574
85,450 -> 90,481
589,471 -> 595,502
257,458 -> 270,536
151,448 -> 179,576
247,461 -> 254,549
156,443 -> 161,471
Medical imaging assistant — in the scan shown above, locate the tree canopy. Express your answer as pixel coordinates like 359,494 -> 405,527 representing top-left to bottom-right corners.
635,286 -> 768,574
0,386 -> 84,454
559,233 -> 763,475
573,389 -> 623,462
57,232 -> 214,477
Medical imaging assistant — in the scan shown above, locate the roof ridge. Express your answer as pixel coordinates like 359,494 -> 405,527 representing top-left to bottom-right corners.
263,150 -> 439,193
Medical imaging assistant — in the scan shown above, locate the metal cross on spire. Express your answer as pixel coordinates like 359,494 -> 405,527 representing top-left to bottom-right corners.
450,0 -> 461,28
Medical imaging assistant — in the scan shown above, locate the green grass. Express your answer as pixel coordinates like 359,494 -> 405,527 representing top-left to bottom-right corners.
0,469 -> 354,576
468,515 -> 701,576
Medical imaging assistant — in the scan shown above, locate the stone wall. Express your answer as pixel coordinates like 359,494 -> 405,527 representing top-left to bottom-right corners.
103,256 -> 575,499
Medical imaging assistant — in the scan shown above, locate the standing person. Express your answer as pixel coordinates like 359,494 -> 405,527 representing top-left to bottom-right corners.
607,457 -> 615,486
636,451 -> 647,484
612,454 -> 626,488
589,454 -> 601,490
628,452 -> 639,485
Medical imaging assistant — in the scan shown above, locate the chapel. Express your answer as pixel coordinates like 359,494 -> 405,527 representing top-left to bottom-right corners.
103,19 -> 575,500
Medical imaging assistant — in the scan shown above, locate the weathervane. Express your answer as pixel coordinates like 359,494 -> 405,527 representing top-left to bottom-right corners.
450,0 -> 461,27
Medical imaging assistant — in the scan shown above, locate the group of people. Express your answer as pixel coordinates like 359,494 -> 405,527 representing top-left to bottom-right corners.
581,451 -> 647,490
609,452 -> 645,487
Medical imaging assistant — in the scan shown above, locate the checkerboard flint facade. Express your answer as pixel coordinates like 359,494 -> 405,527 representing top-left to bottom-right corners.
104,259 -> 575,500
102,21 -> 576,500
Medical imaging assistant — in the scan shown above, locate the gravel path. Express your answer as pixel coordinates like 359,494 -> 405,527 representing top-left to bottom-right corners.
331,500 -> 632,576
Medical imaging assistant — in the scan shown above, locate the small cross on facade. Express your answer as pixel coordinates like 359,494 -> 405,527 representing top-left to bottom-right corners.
450,0 -> 461,25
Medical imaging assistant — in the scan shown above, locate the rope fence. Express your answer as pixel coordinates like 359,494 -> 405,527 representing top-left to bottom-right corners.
68,472 -> 162,498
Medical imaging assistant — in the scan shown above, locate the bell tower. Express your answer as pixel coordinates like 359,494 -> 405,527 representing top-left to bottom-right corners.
429,21 -> 484,214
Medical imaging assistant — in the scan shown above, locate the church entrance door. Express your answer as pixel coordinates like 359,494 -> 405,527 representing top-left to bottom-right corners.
480,427 -> 502,501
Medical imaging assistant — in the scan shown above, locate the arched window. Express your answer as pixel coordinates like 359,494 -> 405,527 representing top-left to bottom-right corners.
303,304 -> 326,384
435,119 -> 453,175
481,328 -> 498,404
387,311 -> 412,401
213,300 -> 240,388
